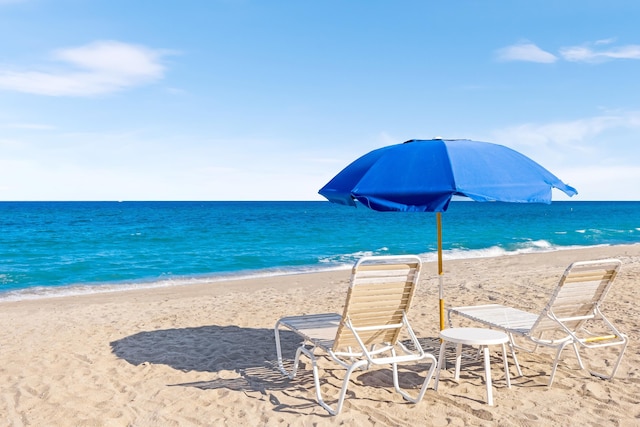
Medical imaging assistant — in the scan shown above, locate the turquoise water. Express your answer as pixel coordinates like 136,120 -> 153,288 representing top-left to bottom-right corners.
1,201 -> 639,300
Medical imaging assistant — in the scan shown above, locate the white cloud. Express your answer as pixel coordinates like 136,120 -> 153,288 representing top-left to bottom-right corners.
560,43 -> 640,62
495,42 -> 557,63
498,39 -> 640,64
594,38 -> 616,46
0,40 -> 170,96
490,111 -> 640,200
495,111 -> 640,147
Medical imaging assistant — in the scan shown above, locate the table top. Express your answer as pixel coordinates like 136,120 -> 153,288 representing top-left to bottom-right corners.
439,327 -> 509,345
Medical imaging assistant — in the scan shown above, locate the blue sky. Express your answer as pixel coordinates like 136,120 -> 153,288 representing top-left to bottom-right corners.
1,1 -> 639,201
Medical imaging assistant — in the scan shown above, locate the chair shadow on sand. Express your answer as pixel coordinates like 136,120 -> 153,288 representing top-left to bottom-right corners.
110,325 -> 298,391
110,325 -> 445,413
110,325 -> 355,412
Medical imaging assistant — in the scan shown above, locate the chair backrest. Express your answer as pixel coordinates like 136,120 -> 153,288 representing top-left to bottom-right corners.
531,259 -> 622,335
332,255 -> 422,350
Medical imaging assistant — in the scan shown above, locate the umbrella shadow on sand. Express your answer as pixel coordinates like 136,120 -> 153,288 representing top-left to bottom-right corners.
110,325 -> 445,413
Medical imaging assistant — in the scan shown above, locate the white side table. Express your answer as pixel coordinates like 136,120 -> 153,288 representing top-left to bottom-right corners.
434,327 -> 511,406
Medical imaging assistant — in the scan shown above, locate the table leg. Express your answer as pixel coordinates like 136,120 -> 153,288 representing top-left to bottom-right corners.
483,346 -> 494,406
434,341 -> 447,390
454,343 -> 462,381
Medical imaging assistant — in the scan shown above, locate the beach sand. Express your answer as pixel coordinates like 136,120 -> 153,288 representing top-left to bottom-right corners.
1,245 -> 639,426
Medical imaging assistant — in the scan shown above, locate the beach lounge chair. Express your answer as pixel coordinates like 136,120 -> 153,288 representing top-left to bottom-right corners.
274,255 -> 437,415
448,259 -> 628,386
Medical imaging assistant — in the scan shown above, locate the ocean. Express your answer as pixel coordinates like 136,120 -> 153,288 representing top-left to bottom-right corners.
1,201 -> 638,301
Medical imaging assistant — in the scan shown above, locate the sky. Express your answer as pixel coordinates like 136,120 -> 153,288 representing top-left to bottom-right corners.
1,1 -> 639,202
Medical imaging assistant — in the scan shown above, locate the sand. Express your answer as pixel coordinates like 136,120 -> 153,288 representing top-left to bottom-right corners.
1,245 -> 639,426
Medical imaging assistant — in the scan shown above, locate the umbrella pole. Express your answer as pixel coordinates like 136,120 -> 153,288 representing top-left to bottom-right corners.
437,212 -> 445,330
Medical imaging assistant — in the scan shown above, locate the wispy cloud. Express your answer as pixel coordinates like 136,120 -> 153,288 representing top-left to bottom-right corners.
0,40 -> 171,96
495,111 -> 640,145
594,38 -> 616,46
489,111 -> 640,200
495,42 -> 557,63
559,43 -> 640,62
497,39 -> 640,64
491,110 -> 640,170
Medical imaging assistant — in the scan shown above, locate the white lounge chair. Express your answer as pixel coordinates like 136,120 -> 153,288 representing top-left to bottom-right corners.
448,259 -> 628,386
274,255 -> 437,415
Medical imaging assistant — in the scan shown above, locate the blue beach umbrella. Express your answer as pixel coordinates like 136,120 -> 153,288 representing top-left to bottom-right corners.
318,138 -> 578,330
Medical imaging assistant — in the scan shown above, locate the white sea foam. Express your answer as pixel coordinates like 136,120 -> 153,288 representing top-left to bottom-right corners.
0,243 -> 616,303
318,248 -> 389,265
532,240 -> 551,248
0,265 -> 352,303
419,241 -> 599,263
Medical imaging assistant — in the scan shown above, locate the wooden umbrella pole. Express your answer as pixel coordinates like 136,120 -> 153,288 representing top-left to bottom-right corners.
437,212 -> 445,330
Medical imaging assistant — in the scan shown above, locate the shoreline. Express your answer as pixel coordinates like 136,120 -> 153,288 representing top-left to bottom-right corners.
2,242 -> 636,304
1,244 -> 639,425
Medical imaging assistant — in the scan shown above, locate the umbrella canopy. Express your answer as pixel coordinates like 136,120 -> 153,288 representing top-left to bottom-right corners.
318,138 -> 578,329
320,138 -> 577,211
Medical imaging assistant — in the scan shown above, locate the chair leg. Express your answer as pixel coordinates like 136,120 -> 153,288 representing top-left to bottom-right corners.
548,342 -> 571,387
571,342 -> 586,370
274,322 -> 291,378
392,354 -> 438,403
300,344 -> 368,416
274,321 -> 302,379
550,337 -> 629,385
588,336 -> 629,380
501,343 -> 511,389
507,334 -> 523,377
